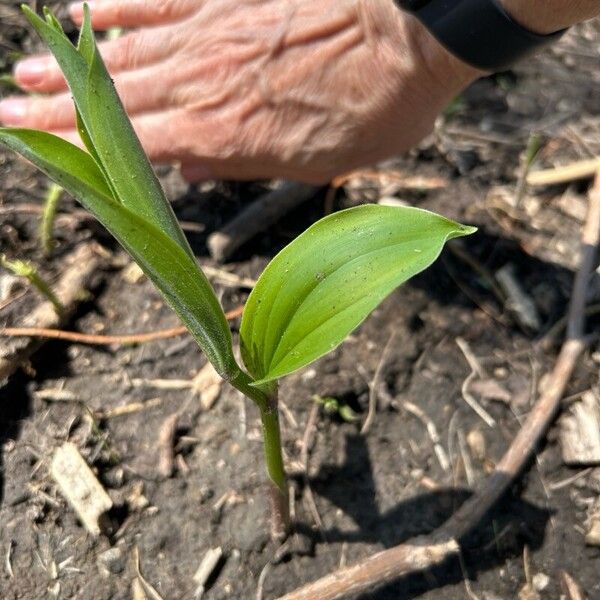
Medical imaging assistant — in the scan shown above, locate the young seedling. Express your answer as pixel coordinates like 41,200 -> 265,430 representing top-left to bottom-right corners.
0,5 -> 476,540
0,254 -> 63,315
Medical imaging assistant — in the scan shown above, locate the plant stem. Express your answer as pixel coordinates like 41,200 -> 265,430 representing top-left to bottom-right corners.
0,255 -> 63,315
259,392 -> 290,541
230,370 -> 290,540
40,183 -> 62,256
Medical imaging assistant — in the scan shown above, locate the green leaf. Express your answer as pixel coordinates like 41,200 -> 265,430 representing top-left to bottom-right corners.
240,205 -> 476,384
22,5 -> 194,259
0,128 -> 237,378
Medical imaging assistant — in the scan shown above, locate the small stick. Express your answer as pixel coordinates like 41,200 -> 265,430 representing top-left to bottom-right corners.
157,413 -> 179,478
207,182 -> 320,262
559,570 -> 586,600
300,402 -> 325,534
277,174 -> 600,600
193,547 -> 222,599
278,539 -> 459,600
527,157 -> 600,186
1,305 -> 244,346
401,399 -> 450,472
361,332 -> 397,435
461,372 -> 496,428
456,338 -> 496,427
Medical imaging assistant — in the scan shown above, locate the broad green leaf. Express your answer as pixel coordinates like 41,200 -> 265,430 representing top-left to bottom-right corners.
0,128 -> 237,378
22,6 -> 194,259
240,205 -> 476,384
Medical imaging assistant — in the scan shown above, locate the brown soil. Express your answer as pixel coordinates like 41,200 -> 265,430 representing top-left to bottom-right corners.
1,2 -> 599,599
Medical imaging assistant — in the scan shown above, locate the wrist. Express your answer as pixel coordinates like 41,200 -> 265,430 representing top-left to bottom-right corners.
405,14 -> 483,88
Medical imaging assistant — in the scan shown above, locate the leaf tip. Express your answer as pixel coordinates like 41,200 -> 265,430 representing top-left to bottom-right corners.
20,4 -> 36,21
449,223 -> 478,240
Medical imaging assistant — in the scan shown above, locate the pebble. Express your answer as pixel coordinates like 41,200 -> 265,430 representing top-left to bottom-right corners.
97,547 -> 125,576
532,572 -> 550,592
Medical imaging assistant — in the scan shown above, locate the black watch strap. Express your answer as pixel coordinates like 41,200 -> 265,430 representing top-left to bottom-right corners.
395,0 -> 566,71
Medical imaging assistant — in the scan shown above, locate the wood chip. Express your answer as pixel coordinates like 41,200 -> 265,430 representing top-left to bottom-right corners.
157,414 -> 179,479
193,547 -> 223,599
132,547 -> 164,600
207,182 -> 319,262
121,262 -> 145,284
466,429 -> 486,462
585,498 -> 600,547
50,442 -> 113,536
560,391 -> 600,466
496,264 -> 541,331
527,157 -> 600,186
191,362 -> 223,410
469,378 -> 511,403
559,570 -> 586,600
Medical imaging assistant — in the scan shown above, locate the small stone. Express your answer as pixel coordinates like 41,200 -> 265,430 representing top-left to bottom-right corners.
585,515 -> 600,547
121,262 -> 145,284
466,429 -> 486,461
97,547 -> 125,576
126,481 -> 149,511
532,572 -> 550,592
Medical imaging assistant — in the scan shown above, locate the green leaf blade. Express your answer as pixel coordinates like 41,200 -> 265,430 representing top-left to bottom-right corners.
0,128 -> 237,378
240,205 -> 476,384
22,5 -> 194,259
84,26 -> 193,257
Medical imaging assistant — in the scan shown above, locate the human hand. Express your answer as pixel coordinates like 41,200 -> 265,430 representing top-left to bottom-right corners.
1,0 -> 478,183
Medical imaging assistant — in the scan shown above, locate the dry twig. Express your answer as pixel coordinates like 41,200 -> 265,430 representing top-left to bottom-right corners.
361,332 -> 397,435
277,173 -> 600,600
157,413 -> 179,479
527,157 -> 600,186
1,305 -> 244,346
207,183 -> 320,262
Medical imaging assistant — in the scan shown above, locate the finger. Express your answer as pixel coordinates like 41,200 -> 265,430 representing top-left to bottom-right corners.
0,94 -> 76,131
69,0 -> 200,30
15,27 -> 183,93
7,55 -> 193,131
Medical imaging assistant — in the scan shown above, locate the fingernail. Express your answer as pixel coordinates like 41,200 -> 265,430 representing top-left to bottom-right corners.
14,58 -> 48,87
0,98 -> 28,125
68,2 -> 91,21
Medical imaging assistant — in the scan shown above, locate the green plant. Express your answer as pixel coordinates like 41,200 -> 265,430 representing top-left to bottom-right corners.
0,254 -> 63,314
0,5 -> 476,540
40,182 -> 63,255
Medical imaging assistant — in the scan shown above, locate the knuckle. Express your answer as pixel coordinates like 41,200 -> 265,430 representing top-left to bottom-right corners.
110,34 -> 138,69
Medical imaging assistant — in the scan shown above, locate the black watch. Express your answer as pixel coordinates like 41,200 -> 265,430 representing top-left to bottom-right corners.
395,0 -> 566,71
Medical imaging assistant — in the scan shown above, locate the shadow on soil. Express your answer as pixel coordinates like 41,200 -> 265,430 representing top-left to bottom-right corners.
0,371 -> 32,506
307,433 -> 551,600
0,342 -> 72,506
